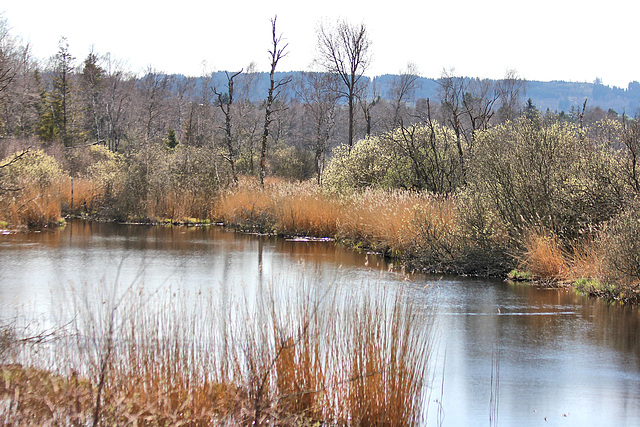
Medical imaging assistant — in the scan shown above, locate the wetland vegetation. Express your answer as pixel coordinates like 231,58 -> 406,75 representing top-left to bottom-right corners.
1,11 -> 640,425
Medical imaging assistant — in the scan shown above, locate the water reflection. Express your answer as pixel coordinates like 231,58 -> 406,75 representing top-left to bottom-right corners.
1,221 -> 639,426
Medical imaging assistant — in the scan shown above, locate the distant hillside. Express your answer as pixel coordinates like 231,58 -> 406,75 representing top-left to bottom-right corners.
372,75 -> 640,115
199,72 -> 640,114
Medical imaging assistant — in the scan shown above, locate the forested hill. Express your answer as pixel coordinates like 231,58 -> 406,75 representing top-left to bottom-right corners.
372,75 -> 640,114
203,71 -> 640,114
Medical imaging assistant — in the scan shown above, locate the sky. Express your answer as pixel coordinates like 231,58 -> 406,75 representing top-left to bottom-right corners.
2,0 -> 639,88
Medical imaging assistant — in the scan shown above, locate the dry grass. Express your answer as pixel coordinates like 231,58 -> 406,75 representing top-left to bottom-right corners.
0,278 -> 435,425
215,178 -> 458,261
567,239 -> 607,282
60,177 -> 102,213
0,188 -> 64,229
520,230 -> 570,281
339,189 -> 422,255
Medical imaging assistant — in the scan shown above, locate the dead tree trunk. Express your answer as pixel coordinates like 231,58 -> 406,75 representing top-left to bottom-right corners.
259,16 -> 291,187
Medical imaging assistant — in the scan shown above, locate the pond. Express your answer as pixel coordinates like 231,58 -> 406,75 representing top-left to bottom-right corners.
1,220 -> 639,426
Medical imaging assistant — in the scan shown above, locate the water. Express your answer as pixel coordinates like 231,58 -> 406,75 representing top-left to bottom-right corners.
1,220 -> 639,426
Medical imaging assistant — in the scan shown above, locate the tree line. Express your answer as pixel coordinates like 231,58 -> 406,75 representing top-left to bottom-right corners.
0,15 -> 536,185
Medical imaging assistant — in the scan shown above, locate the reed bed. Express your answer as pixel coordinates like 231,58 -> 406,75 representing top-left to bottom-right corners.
0,188 -> 64,229
215,179 -> 456,259
215,178 -> 342,236
520,230 -> 570,282
0,276 -> 435,425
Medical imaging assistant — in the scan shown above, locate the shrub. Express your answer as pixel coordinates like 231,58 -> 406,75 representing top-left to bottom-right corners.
323,137 -> 394,191
323,122 -> 463,193
0,149 -> 65,227
599,200 -> 640,284
0,149 -> 64,191
269,143 -> 316,181
469,115 -> 625,243
380,122 -> 463,193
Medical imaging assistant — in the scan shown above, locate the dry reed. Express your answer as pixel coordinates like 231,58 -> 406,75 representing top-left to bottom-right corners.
0,188 -> 63,228
215,178 -> 458,261
520,230 -> 570,281
1,276 -> 435,425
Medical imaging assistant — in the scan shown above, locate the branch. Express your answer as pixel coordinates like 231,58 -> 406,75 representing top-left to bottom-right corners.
0,148 -> 30,170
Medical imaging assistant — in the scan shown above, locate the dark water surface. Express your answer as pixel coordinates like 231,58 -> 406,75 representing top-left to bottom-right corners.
1,221 -> 639,426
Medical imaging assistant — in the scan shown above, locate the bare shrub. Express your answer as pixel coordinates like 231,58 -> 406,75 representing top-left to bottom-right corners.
599,201 -> 640,285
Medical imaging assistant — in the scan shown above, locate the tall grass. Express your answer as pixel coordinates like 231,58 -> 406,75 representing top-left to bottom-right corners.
0,276 -> 435,425
520,230 -> 569,282
0,188 -> 64,229
215,178 -> 456,260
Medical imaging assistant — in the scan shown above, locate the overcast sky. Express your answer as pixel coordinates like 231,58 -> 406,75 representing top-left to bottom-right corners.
2,0 -> 638,88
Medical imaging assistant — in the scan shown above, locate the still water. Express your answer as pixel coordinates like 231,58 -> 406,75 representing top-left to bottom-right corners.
1,221 -> 639,426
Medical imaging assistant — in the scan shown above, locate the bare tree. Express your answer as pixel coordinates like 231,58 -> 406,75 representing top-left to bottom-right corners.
389,62 -> 421,128
184,72 -> 216,148
259,16 -> 291,187
0,16 -> 16,98
462,78 -> 499,135
437,68 -> 467,175
236,62 -> 262,174
103,54 -> 134,152
360,79 -> 380,137
622,113 -> 640,195
296,71 -> 340,184
0,37 -> 39,137
213,69 -> 242,183
137,67 -> 171,144
496,69 -> 526,122
315,19 -> 371,151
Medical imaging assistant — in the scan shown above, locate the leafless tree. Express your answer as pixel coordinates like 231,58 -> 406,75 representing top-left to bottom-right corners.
622,114 -> 640,195
315,19 -> 371,151
461,78 -> 500,146
170,76 -> 196,141
236,62 -> 262,175
0,16 -> 16,99
1,41 -> 39,137
103,54 -> 134,152
496,69 -> 526,122
437,68 -> 467,175
213,69 -> 242,183
389,62 -> 421,128
184,72 -> 216,147
359,79 -> 380,137
137,67 -> 171,144
259,16 -> 291,187
296,71 -> 340,184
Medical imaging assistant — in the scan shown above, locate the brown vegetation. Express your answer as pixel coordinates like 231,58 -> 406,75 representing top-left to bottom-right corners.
0,280 -> 434,425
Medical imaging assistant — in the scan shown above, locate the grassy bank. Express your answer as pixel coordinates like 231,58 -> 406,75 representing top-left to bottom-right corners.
0,279 -> 434,425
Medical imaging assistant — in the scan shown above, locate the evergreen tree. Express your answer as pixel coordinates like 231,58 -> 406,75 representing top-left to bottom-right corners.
81,51 -> 105,143
37,38 -> 79,145
166,128 -> 179,149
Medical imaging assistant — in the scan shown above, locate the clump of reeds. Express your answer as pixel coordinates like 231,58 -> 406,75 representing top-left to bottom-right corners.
0,276 -> 435,425
60,176 -> 101,214
520,229 -> 570,282
215,178 -> 460,261
337,189 -> 421,255
1,187 -> 64,229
